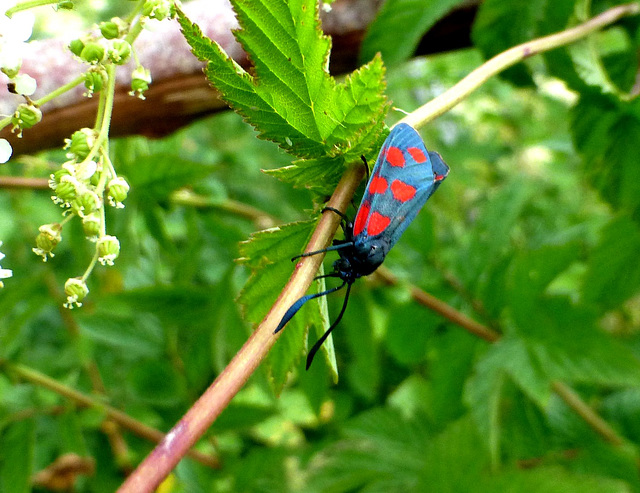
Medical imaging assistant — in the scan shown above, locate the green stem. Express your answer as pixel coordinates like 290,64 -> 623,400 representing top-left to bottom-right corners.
125,15 -> 146,45
34,74 -> 85,107
5,0 -> 58,17
401,2 -> 640,129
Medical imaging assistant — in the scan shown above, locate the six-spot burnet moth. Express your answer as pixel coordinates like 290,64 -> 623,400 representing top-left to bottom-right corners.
274,123 -> 450,369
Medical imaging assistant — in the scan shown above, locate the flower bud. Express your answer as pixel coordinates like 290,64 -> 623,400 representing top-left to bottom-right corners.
99,21 -> 120,39
107,40 -> 131,65
107,177 -> 129,207
0,139 -> 12,164
142,0 -> 174,20
80,41 -> 105,64
54,175 -> 78,202
83,69 -> 106,96
12,103 -> 42,133
64,278 -> 89,309
129,66 -> 152,99
97,235 -> 120,266
33,223 -> 62,261
0,53 -> 21,79
64,128 -> 95,160
12,74 -> 37,96
82,212 -> 101,239
69,38 -> 85,57
74,190 -> 102,216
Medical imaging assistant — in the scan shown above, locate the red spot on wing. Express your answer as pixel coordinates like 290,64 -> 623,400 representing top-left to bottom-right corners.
386,146 -> 405,167
407,147 -> 427,163
367,211 -> 391,236
435,174 -> 446,182
391,180 -> 417,203
369,175 -> 388,194
353,202 -> 370,236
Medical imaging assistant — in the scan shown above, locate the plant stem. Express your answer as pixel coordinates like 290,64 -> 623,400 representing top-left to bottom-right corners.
34,75 -> 85,107
5,0 -> 58,17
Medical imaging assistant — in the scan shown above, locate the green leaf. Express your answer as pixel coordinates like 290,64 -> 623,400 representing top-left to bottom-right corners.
178,0 -> 388,161
520,298 -> 640,388
582,215 -> 640,310
471,0 -> 544,86
571,95 -> 640,218
465,337 -> 552,465
360,0 -> 466,67
480,465 -> 630,493
237,221 -> 338,388
0,418 -> 34,493
123,153 -> 212,202
567,0 -> 637,100
507,241 -> 581,327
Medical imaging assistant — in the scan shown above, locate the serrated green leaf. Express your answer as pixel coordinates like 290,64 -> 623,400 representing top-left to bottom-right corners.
465,337 -> 553,466
519,297 -> 640,388
567,0 -> 637,101
361,0 -> 465,66
178,0 -> 388,162
237,221 -> 339,388
582,215 -> 640,310
263,156 -> 346,194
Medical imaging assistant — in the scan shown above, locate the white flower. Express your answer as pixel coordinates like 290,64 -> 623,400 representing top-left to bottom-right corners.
0,9 -> 34,79
0,242 -> 13,287
12,73 -> 36,95
0,139 -> 12,164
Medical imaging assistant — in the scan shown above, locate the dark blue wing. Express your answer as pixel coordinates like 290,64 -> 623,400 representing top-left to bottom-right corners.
352,123 -> 449,251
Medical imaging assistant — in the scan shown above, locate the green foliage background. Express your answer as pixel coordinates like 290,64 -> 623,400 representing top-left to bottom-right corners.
1,0 -> 640,491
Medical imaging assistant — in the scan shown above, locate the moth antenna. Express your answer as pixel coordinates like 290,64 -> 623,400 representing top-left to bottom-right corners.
274,280 -> 347,334
360,155 -> 370,183
291,240 -> 353,261
306,281 -> 353,370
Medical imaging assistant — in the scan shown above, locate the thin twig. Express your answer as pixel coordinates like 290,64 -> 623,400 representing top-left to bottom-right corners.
1,361 -> 220,469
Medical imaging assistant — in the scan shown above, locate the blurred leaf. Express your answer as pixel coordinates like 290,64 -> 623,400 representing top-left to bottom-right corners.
0,418 -> 34,493
361,0 -> 465,67
465,337 -> 551,465
582,216 -> 640,310
507,241 -> 581,326
471,0 -> 542,85
128,360 -> 187,407
76,309 -> 165,359
123,153 -> 213,202
480,465 -> 630,492
571,95 -> 640,218
385,300 -> 438,365
521,298 -> 640,388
